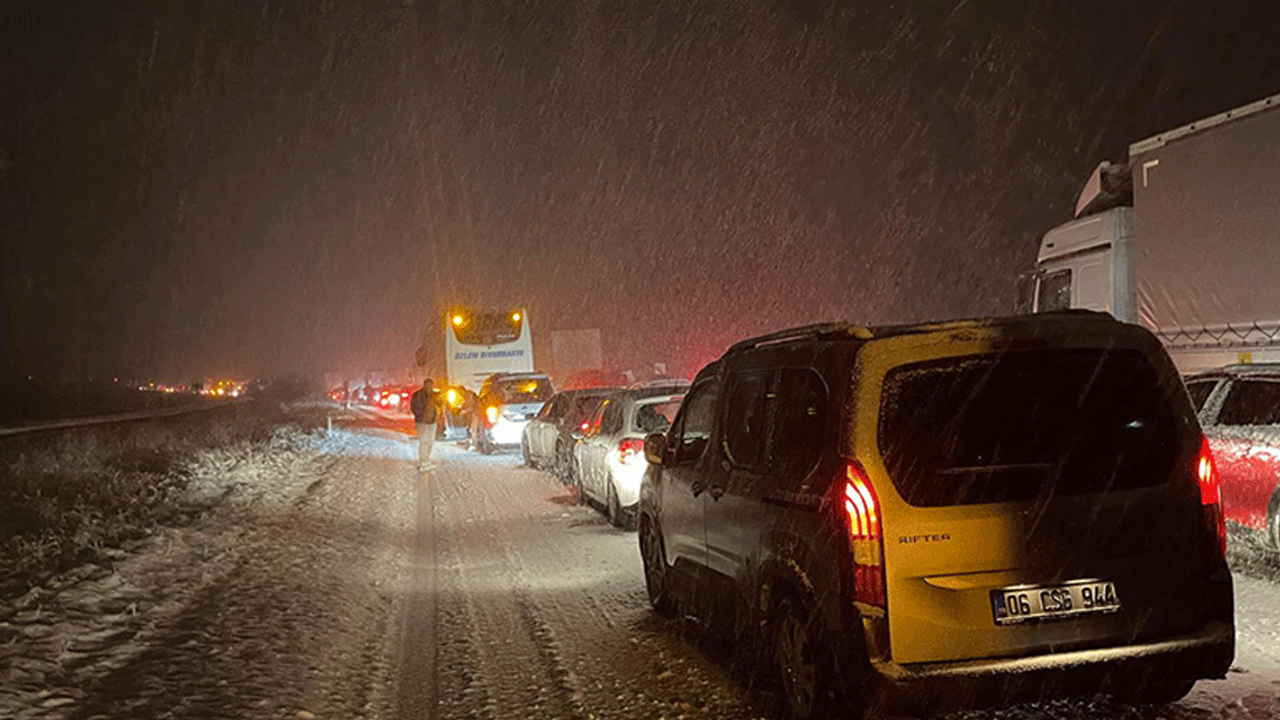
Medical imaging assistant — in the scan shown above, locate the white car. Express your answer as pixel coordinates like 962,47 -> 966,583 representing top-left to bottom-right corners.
470,372 -> 554,454
573,387 -> 685,527
522,388 -> 614,476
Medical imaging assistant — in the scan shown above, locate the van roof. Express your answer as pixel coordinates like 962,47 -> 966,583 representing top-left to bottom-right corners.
725,311 -> 1125,356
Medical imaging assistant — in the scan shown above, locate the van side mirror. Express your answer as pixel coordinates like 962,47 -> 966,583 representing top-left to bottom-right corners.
644,433 -> 667,465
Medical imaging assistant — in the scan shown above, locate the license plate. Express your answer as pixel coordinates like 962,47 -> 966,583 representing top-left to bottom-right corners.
991,580 -> 1121,625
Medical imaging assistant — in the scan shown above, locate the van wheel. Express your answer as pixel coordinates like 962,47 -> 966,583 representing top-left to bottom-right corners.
774,596 -> 831,720
639,517 -> 675,616
1116,678 -> 1196,706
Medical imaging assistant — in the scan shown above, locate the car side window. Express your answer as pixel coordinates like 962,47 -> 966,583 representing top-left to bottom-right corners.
672,381 -> 720,464
769,369 -> 828,490
1218,380 -> 1280,426
601,400 -> 625,435
724,370 -> 773,471
1184,380 -> 1217,414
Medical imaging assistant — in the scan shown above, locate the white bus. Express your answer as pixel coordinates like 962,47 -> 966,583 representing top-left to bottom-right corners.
445,308 -> 535,392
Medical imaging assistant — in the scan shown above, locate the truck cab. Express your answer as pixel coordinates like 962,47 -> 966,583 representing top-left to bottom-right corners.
1017,206 -> 1136,322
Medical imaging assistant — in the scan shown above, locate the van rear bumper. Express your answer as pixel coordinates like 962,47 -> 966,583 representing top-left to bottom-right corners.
872,620 -> 1234,712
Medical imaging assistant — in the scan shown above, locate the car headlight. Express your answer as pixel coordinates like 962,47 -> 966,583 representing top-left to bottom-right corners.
486,406 -> 499,424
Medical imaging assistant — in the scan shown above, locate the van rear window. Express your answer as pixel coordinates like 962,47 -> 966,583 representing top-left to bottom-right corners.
878,348 -> 1185,507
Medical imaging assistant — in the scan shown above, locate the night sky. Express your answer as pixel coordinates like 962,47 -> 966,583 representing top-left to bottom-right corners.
4,1 -> 1280,383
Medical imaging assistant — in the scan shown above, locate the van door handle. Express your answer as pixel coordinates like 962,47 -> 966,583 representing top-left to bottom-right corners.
708,484 -> 725,500
691,481 -> 705,497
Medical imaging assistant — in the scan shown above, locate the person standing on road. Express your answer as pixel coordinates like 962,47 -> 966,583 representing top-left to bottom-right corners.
410,378 -> 438,470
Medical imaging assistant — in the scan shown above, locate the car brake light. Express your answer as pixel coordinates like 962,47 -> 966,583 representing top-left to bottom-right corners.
618,437 -> 645,464
1198,435 -> 1227,556
843,461 -> 886,607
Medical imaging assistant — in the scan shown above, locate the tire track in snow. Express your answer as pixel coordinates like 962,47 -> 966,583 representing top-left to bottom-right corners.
433,451 -> 766,720
432,457 -> 586,720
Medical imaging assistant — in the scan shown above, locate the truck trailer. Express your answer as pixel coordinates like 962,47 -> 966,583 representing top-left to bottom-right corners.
1019,93 -> 1280,373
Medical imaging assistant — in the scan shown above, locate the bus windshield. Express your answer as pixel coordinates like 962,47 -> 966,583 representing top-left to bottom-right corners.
452,311 -> 523,345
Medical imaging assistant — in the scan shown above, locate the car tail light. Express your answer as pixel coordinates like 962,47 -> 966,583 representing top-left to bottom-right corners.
1198,435 -> 1227,556
618,437 -> 645,464
843,461 -> 886,607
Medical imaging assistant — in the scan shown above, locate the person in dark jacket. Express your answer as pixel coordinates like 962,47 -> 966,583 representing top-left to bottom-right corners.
410,378 -> 438,470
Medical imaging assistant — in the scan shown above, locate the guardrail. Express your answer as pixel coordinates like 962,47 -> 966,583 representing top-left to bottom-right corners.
1156,320 -> 1280,350
0,400 -> 237,438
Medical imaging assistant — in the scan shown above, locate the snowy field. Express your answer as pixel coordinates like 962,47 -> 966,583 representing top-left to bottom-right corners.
0,410 -> 1278,719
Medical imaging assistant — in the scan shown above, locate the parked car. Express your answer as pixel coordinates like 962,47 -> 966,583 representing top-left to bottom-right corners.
573,387 -> 684,528
638,313 -> 1233,718
1186,364 -> 1280,549
522,388 -> 615,475
469,372 -> 554,454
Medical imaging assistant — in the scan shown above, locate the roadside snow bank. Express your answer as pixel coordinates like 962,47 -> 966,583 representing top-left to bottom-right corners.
0,424 -> 330,719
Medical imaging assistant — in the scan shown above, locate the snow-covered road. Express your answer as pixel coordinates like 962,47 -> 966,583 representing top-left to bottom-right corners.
3,414 -> 1279,719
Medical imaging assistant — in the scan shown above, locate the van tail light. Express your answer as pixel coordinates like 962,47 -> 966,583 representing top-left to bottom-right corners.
844,461 -> 886,607
1197,435 -> 1227,557
618,437 -> 645,464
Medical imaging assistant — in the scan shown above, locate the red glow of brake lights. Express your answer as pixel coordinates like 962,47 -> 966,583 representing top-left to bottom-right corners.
844,464 -> 881,540
618,437 -> 646,464
843,461 -> 886,607
1198,436 -> 1227,556
1198,436 -> 1220,505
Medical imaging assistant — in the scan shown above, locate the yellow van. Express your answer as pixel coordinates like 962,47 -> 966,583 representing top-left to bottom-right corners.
638,312 -> 1234,718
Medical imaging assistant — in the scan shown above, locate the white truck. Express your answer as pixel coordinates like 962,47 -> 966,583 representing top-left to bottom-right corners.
1019,93 -> 1280,374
